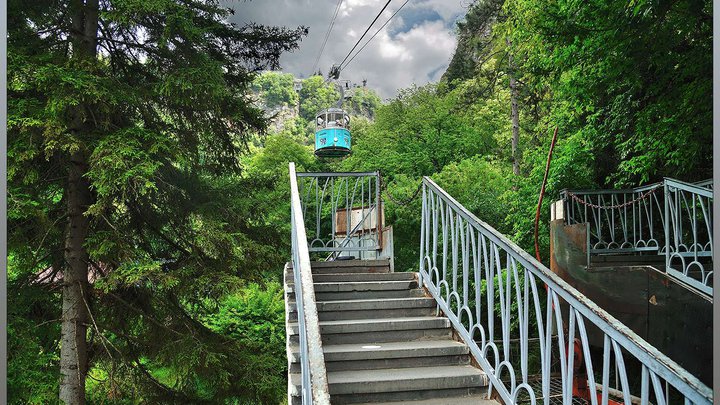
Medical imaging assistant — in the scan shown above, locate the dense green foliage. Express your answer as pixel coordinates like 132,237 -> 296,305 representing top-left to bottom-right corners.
8,0 -> 711,403
300,0 -> 710,270
505,0 -> 712,185
298,75 -> 341,121
252,71 -> 299,109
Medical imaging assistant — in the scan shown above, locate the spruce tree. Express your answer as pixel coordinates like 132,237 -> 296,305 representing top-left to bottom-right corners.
8,1 -> 306,403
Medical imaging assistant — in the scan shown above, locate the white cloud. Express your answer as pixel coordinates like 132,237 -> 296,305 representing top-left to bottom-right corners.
225,0 -> 467,98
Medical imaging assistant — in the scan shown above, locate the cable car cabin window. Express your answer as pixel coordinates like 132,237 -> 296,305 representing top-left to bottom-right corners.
327,112 -> 338,127
327,112 -> 347,128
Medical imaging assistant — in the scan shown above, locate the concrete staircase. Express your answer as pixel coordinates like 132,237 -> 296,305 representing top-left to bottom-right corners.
285,259 -> 494,404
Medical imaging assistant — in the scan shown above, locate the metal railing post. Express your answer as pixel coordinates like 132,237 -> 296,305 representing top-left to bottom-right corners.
419,182 -> 426,288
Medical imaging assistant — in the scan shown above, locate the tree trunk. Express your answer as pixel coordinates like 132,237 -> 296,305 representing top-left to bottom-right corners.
60,152 -> 92,405
507,39 -> 520,177
60,1 -> 99,403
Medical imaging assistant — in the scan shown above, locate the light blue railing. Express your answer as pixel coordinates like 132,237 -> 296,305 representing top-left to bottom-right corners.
419,177 -> 712,405
297,171 -> 382,260
289,163 -> 330,405
562,178 -> 713,295
664,178 -> 713,296
561,183 -> 665,254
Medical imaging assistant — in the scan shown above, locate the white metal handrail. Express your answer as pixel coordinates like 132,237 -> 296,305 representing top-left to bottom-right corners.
419,177 -> 712,405
289,163 -> 331,404
561,182 -> 665,254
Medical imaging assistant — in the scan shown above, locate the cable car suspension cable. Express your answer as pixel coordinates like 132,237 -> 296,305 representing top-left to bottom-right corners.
340,0 -> 411,72
311,0 -> 345,75
337,0 -> 394,68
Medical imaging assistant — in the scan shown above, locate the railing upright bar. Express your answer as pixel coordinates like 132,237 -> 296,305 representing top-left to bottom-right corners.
289,163 -> 330,405
664,181 -> 671,276
302,171 -> 382,256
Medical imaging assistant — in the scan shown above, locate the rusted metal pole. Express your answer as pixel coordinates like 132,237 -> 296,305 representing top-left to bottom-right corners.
534,126 -> 559,262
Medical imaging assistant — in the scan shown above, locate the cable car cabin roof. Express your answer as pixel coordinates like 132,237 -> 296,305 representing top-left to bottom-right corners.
315,107 -> 348,117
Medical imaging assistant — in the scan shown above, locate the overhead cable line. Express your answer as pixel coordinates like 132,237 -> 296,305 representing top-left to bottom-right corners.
311,0 -> 345,75
337,0 -> 395,68
341,0 -> 411,72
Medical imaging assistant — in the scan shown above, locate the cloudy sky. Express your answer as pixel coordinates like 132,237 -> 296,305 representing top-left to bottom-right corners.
227,0 -> 470,99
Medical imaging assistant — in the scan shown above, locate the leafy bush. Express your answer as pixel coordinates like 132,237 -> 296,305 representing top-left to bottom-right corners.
201,282 -> 287,404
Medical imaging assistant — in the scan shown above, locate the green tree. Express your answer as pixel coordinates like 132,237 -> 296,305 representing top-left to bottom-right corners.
346,86 -> 382,119
343,84 -> 495,178
200,282 -> 287,402
504,0 -> 712,185
442,0 -> 506,87
252,71 -> 299,109
8,0 -> 305,403
298,75 -> 340,121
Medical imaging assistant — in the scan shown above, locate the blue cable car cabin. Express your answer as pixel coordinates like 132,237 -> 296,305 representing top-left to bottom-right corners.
314,108 -> 351,158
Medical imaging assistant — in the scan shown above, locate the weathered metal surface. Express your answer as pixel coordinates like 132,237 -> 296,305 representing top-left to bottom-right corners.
334,203 -> 384,235
549,219 -> 713,387
646,268 -> 713,386
418,177 -> 712,405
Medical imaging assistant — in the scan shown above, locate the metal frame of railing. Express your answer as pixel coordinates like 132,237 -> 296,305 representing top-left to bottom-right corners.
419,177 -> 712,405
289,163 -> 331,405
694,179 -> 713,190
664,178 -> 713,296
297,171 -> 382,260
562,178 -> 713,295
560,183 -> 665,254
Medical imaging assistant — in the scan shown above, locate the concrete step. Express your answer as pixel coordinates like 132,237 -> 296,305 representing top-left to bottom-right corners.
288,317 -> 452,345
304,272 -> 415,283
288,316 -> 450,335
287,280 -> 418,293
287,288 -> 426,302
310,259 -> 391,274
284,260 -> 491,405
287,297 -> 437,321
356,395 -> 497,405
289,365 -> 488,404
289,340 -> 470,372
286,278 -> 423,303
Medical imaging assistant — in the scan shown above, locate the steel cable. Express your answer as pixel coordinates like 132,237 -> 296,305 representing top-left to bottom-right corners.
337,0 -> 394,68
340,0 -> 412,72
311,0 -> 345,76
